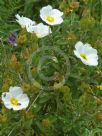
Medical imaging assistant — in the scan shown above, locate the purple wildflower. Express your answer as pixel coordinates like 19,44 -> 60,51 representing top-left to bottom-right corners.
8,32 -> 17,46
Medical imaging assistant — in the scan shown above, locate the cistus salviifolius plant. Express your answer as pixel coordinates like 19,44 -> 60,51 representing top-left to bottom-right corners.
0,0 -> 102,136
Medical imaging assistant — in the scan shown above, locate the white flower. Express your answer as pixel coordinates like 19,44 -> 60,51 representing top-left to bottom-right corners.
15,14 -> 36,32
40,5 -> 63,26
2,86 -> 30,111
74,41 -> 98,66
28,23 -> 52,38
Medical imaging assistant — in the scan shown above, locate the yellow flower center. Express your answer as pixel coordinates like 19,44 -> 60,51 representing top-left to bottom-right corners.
10,97 -> 19,106
80,54 -> 87,60
46,16 -> 54,23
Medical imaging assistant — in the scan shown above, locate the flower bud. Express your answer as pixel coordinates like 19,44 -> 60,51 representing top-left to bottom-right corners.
97,112 -> 102,121
42,119 -> 51,128
25,112 -> 34,119
22,83 -> 31,92
96,98 -> 102,105
70,2 -> 79,10
22,48 -> 30,60
1,115 -> 8,123
67,32 -> 77,44
10,54 -> 21,70
17,29 -> 27,45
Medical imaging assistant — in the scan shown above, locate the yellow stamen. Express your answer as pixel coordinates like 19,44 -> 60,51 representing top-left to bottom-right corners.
80,54 -> 87,60
46,16 -> 54,23
10,97 -> 19,106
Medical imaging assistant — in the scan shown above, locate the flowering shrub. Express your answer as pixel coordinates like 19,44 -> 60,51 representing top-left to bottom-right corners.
0,0 -> 102,136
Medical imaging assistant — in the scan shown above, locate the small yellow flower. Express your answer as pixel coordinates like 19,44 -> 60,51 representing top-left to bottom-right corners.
42,119 -> 51,128
97,85 -> 102,90
67,32 -> 77,43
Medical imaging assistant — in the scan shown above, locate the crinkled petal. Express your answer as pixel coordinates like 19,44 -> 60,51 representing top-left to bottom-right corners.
15,14 -> 36,30
17,94 -> 30,108
2,92 -> 12,109
15,14 -> 21,20
83,46 -> 98,55
74,50 -> 81,59
75,41 -> 84,53
87,55 -> 98,66
51,9 -> 63,16
52,16 -> 63,25
2,92 -> 11,102
80,58 -> 89,65
12,106 -> 23,111
9,86 -> 23,97
40,5 -> 52,16
3,103 -> 12,109
32,23 -> 52,38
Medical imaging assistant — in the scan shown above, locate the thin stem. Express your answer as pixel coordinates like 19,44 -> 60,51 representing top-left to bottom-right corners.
8,127 -> 15,136
26,91 -> 42,112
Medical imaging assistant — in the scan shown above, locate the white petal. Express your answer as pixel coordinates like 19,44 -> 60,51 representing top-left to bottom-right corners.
87,55 -> 98,66
3,103 -> 12,109
51,9 -> 63,16
75,41 -> 84,53
17,94 -> 30,108
9,86 -> 23,97
2,92 -> 11,102
17,94 -> 29,101
1,92 -> 12,109
52,16 -> 63,25
79,54 -> 98,66
15,14 -> 20,20
11,94 -> 29,110
40,5 -> 52,16
11,94 -> 29,111
74,50 -> 89,65
88,54 -> 98,60
26,25 -> 34,33
80,58 -> 89,65
88,60 -> 98,66
84,43 -> 91,47
15,14 -> 36,31
12,106 -> 23,111
83,46 -> 97,55
32,23 -> 52,38
75,41 -> 85,54
74,50 -> 80,59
